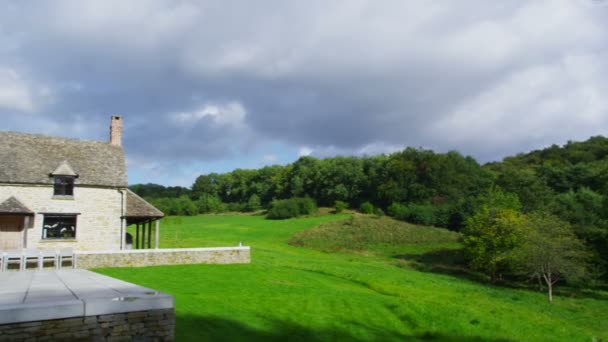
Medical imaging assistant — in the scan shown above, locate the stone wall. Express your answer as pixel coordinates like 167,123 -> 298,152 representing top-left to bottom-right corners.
0,184 -> 123,251
0,308 -> 174,342
75,246 -> 250,268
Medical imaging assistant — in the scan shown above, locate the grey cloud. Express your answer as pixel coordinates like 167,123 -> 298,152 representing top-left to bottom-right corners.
0,0 -> 607,177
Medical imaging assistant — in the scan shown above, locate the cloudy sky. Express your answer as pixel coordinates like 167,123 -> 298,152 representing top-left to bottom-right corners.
1,1 -> 608,186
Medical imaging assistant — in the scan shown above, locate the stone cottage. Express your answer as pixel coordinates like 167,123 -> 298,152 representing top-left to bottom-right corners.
0,116 -> 163,251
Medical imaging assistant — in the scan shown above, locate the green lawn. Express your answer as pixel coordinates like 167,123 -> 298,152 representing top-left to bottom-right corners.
98,215 -> 608,341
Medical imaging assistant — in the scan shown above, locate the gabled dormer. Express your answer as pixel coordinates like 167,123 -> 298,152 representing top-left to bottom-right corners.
50,160 -> 78,197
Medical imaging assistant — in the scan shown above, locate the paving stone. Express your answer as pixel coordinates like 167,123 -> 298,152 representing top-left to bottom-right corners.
0,270 -> 175,341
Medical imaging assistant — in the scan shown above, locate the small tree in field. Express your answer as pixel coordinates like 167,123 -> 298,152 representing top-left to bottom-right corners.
510,213 -> 590,303
462,208 -> 526,282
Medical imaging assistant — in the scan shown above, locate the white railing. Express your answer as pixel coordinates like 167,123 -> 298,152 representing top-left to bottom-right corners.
0,248 -> 74,271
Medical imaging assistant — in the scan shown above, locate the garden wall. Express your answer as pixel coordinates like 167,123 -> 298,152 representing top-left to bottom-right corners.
75,246 -> 250,268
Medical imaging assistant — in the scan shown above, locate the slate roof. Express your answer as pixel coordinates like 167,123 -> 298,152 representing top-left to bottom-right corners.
126,189 -> 164,218
0,131 -> 127,187
0,196 -> 34,215
51,160 -> 78,176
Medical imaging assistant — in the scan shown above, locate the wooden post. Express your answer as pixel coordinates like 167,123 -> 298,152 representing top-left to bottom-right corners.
155,219 -> 160,249
148,220 -> 152,249
141,222 -> 146,250
23,216 -> 30,248
122,218 -> 127,250
136,223 -> 140,249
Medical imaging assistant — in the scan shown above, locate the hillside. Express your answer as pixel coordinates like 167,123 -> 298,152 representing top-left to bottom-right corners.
130,135 -> 608,282
289,215 -> 460,254
97,214 -> 608,341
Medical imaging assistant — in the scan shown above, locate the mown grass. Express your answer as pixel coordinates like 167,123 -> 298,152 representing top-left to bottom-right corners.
98,214 -> 608,341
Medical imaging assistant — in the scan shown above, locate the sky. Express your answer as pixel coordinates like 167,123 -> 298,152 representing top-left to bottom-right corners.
1,1 -> 608,187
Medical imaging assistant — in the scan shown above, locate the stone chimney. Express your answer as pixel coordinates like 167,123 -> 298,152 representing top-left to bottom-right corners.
110,115 -> 123,146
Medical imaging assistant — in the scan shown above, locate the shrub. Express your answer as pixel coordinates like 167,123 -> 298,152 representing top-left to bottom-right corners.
405,204 -> 435,225
245,194 -> 262,212
388,202 -> 407,218
150,196 -> 198,216
226,202 -> 246,212
388,202 -> 435,226
374,208 -> 385,217
176,196 -> 198,216
197,195 -> 226,214
267,197 -> 318,219
360,201 -> 374,214
432,204 -> 452,228
334,200 -> 348,214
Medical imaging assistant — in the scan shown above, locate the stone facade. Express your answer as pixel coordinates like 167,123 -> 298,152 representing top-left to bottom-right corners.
76,247 -> 250,268
0,184 -> 123,251
0,308 -> 174,342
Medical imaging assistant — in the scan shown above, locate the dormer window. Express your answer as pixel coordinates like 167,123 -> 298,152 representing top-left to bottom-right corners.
54,176 -> 75,196
50,160 -> 78,198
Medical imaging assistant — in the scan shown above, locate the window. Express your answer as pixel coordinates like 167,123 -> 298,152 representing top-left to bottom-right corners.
42,215 -> 77,239
54,176 -> 75,196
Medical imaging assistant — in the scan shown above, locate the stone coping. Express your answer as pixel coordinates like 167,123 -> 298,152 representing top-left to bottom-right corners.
75,246 -> 250,255
0,270 -> 174,325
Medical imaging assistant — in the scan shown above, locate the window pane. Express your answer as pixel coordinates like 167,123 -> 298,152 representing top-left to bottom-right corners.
54,177 -> 74,196
42,215 -> 77,239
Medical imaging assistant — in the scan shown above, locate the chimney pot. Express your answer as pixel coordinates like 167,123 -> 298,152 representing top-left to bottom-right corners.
110,115 -> 123,146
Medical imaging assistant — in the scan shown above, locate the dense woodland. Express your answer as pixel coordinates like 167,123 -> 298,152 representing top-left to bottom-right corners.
131,136 -> 608,285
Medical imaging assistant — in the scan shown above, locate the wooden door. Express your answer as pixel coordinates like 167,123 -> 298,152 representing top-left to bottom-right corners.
0,216 -> 24,249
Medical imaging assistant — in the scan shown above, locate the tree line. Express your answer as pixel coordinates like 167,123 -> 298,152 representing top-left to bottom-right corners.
131,135 -> 608,282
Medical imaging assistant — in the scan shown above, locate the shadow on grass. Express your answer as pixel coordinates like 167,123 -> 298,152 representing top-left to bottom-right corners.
394,249 -> 608,301
394,248 -> 489,284
176,314 -> 512,342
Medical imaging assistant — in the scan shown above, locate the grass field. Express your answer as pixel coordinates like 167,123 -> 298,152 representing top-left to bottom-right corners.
97,214 -> 608,341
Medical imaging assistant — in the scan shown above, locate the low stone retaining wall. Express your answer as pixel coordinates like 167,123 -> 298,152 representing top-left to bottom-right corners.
0,270 -> 174,342
0,308 -> 174,341
75,246 -> 250,268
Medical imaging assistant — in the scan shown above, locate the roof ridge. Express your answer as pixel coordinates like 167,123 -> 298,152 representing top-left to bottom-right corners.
0,130 -> 115,147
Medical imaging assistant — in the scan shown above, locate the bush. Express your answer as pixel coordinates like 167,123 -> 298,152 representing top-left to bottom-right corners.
406,204 -> 435,225
176,196 -> 198,216
245,194 -> 262,212
150,196 -> 198,216
432,204 -> 452,228
226,202 -> 246,212
360,201 -> 374,214
197,195 -> 226,214
388,202 -> 435,226
388,202 -> 407,218
334,200 -> 348,214
267,197 -> 318,219
374,208 -> 385,217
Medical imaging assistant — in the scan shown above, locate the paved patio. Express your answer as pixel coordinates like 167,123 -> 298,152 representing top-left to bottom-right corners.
0,269 -> 173,324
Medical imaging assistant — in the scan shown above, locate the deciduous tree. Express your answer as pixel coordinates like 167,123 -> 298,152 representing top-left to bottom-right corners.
462,208 -> 526,282
509,213 -> 590,303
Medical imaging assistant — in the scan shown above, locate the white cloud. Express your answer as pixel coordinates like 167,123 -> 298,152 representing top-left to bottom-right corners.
0,67 -> 34,112
294,142 -> 405,160
357,142 -> 405,156
171,102 -> 246,126
431,52 -> 608,157
263,154 -> 278,163
298,146 -> 313,157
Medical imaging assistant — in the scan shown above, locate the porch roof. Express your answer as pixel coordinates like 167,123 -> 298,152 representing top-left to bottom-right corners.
0,196 -> 34,215
125,189 -> 164,222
